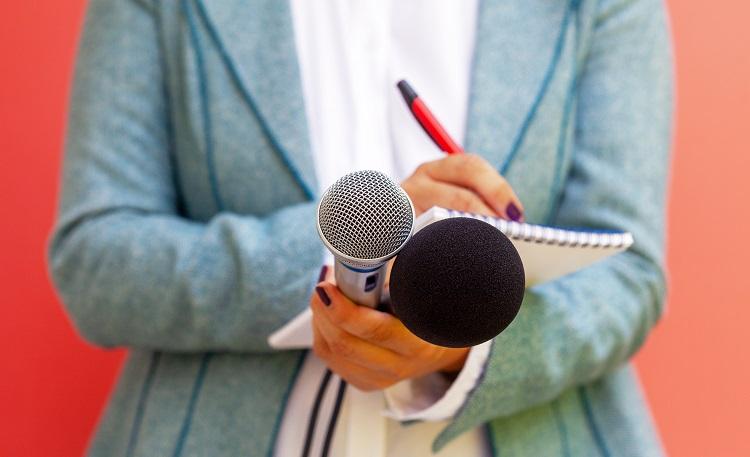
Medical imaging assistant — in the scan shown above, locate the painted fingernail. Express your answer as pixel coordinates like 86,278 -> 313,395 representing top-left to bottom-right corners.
318,265 -> 328,283
506,202 -> 523,222
315,286 -> 331,306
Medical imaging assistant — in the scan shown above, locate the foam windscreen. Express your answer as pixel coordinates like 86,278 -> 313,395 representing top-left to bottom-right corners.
389,217 -> 525,348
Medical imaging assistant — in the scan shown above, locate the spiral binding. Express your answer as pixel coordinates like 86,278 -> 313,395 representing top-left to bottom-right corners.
441,208 -> 633,249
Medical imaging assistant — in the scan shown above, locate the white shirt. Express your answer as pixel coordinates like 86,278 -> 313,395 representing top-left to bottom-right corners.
276,1 -> 490,456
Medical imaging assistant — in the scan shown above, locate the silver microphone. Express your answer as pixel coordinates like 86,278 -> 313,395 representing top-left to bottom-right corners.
317,170 -> 415,307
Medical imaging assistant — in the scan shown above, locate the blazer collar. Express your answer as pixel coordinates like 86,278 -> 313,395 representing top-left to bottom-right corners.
196,0 -> 317,199
196,0 -> 572,198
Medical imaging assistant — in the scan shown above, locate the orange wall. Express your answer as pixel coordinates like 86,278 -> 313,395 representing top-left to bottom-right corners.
633,1 -> 750,455
1,1 -> 747,456
0,2 -> 125,456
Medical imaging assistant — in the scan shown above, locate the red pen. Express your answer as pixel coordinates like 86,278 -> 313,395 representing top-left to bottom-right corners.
397,79 -> 463,154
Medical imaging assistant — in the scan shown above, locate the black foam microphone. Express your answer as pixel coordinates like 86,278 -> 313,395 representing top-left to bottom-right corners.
389,217 -> 526,348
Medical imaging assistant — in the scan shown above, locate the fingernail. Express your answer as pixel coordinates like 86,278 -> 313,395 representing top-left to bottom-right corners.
315,286 -> 331,306
506,202 -> 523,222
318,265 -> 328,283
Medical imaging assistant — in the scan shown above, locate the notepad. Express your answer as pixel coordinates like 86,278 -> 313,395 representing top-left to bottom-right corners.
268,206 -> 634,349
417,206 -> 633,287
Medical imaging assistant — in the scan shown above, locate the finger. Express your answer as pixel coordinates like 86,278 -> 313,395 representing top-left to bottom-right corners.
383,258 -> 395,290
317,313 -> 454,384
421,154 -> 525,220
311,301 -> 404,375
312,316 -> 331,356
405,173 -> 498,217
315,282 -> 427,355
323,349 -> 397,391
433,181 -> 500,217
312,320 -> 400,391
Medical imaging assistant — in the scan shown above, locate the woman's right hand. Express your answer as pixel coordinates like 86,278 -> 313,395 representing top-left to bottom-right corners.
401,153 -> 525,221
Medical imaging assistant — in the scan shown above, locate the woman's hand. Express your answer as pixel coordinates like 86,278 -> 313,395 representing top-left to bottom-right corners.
401,153 -> 524,221
310,278 -> 469,392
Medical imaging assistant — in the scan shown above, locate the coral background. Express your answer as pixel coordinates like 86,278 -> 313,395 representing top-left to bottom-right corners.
1,1 -> 747,455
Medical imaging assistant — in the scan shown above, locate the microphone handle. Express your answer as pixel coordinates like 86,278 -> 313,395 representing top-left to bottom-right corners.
333,259 -> 387,308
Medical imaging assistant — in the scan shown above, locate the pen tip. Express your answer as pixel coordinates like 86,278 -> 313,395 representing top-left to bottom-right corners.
397,80 -> 417,105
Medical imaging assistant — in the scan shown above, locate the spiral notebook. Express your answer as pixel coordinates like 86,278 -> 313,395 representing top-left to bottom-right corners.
417,206 -> 634,287
268,206 -> 633,349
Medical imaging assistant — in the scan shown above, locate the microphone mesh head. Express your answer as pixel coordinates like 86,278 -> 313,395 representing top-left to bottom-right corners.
318,170 -> 414,261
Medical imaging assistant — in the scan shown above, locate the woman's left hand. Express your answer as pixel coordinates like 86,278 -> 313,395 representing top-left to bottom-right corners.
310,278 -> 470,392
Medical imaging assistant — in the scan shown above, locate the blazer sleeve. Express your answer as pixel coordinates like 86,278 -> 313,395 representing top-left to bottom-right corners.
48,0 -> 323,352
436,0 -> 673,446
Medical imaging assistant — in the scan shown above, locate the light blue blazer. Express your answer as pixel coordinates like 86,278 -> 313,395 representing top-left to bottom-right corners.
49,0 -> 673,455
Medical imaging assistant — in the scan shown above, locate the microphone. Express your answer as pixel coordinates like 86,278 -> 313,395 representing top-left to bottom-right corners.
389,217 -> 525,348
317,170 -> 415,307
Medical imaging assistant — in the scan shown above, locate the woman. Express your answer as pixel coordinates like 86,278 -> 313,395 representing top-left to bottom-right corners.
49,0 -> 672,455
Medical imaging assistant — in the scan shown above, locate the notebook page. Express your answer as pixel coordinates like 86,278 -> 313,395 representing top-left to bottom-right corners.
415,207 -> 633,287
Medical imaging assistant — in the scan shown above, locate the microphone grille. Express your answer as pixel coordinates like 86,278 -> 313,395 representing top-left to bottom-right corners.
318,170 -> 414,261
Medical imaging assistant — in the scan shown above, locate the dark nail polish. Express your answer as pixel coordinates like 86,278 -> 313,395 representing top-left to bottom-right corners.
315,286 -> 331,306
318,265 -> 328,283
506,202 -> 523,222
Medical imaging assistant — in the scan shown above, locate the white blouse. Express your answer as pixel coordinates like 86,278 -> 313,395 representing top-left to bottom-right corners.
275,1 -> 491,456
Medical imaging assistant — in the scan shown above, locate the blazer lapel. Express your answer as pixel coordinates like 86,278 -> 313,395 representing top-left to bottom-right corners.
196,0 -> 317,199
466,0 -> 573,176
194,0 -> 574,202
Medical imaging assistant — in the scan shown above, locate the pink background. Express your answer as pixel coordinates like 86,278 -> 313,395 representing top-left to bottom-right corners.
1,1 -> 748,455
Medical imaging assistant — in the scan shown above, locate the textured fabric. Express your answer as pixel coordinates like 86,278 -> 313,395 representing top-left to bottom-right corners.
48,0 -> 672,456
